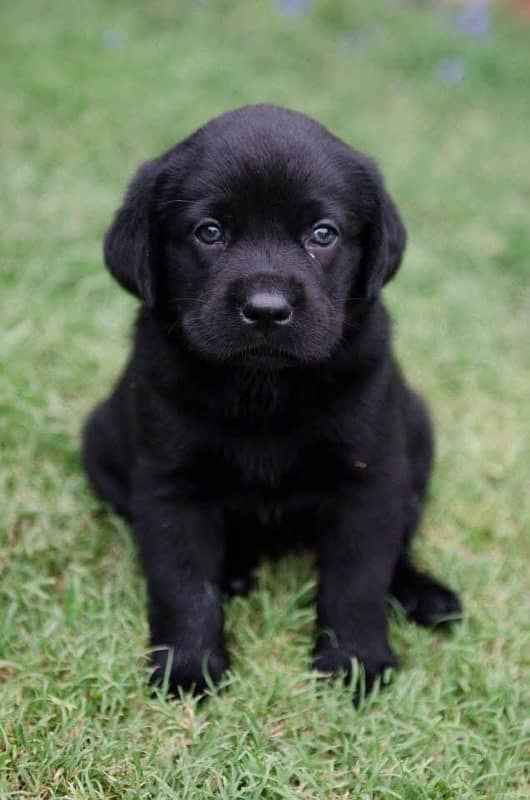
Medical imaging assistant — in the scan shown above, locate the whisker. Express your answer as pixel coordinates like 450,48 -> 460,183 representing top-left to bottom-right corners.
168,296 -> 210,305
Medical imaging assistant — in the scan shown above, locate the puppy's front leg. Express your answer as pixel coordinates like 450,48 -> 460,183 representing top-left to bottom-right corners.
132,466 -> 228,696
314,481 -> 403,693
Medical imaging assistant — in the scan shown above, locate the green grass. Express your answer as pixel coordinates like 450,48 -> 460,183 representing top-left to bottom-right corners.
1,1 -> 529,797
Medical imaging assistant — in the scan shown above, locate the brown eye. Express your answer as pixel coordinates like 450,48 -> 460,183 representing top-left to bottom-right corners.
309,223 -> 338,247
195,221 -> 224,245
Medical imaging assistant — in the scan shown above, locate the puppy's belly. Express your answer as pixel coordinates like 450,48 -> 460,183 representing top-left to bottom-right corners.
223,485 -> 320,520
211,455 -> 338,530
224,494 -> 319,559
190,437 -> 345,527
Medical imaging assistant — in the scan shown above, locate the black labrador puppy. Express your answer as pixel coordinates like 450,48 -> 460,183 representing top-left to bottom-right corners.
83,105 -> 461,697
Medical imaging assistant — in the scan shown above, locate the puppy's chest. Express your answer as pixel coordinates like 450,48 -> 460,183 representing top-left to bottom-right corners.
227,434 -> 296,486
199,425 -> 344,506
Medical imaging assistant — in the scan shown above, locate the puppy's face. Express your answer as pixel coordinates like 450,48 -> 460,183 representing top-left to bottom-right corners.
105,106 -> 406,368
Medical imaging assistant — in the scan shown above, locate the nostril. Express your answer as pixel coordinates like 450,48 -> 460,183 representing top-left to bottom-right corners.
241,291 -> 293,326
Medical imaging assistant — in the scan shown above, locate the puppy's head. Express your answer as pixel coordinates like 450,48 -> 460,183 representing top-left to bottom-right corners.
104,105 -> 406,368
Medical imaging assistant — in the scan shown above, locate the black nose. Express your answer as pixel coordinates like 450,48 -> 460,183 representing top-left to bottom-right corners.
241,291 -> 293,327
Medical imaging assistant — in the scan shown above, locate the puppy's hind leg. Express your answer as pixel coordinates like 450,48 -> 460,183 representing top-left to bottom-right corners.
82,382 -> 132,519
390,391 -> 462,625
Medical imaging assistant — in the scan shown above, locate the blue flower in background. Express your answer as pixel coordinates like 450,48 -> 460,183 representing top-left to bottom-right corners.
339,23 -> 386,55
436,57 -> 467,85
275,0 -> 312,18
454,3 -> 491,38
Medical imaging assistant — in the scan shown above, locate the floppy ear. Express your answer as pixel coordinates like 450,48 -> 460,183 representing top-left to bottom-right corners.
358,159 -> 407,300
103,156 -> 165,308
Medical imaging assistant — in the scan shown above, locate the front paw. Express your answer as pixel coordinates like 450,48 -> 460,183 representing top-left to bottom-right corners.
313,636 -> 398,695
150,645 -> 229,697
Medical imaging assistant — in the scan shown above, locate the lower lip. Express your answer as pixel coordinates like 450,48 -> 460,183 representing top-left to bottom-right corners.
235,351 -> 296,368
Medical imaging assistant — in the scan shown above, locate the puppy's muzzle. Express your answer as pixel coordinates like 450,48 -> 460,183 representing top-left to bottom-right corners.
240,291 -> 293,330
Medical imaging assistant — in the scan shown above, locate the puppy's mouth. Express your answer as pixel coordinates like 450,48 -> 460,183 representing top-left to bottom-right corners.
230,345 -> 299,370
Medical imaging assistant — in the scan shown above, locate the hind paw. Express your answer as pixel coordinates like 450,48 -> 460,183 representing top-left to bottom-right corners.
392,567 -> 462,626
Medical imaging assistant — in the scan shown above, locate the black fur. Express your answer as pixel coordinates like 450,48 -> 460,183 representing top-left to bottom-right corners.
82,105 -> 461,697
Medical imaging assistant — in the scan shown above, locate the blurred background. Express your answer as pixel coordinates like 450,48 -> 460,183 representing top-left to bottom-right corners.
1,2 -> 529,798
2,0 -> 529,381
3,0 -> 528,541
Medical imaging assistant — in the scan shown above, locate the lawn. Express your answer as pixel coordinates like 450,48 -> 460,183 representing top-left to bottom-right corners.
1,1 -> 529,797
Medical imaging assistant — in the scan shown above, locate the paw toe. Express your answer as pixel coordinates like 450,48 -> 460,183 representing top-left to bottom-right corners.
150,647 -> 229,697
313,639 -> 398,696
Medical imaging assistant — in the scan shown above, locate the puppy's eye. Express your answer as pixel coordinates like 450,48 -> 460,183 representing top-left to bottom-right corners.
195,221 -> 224,245
308,223 -> 338,248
